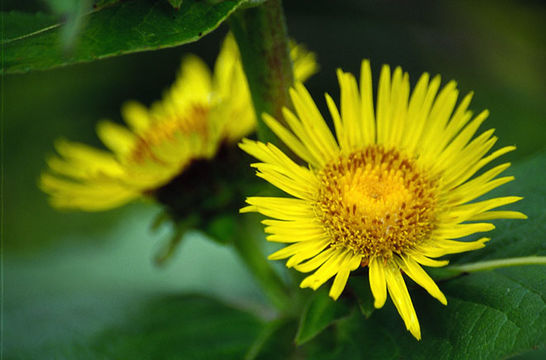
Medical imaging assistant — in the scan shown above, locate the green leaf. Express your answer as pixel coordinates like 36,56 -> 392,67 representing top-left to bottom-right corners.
44,0 -> 93,48
3,11 -> 59,42
93,0 -> 122,9
9,294 -> 264,359
322,266 -> 545,360
2,0 -> 246,74
418,266 -> 544,359
322,311 -> 399,360
295,288 -> 352,345
90,295 -> 263,359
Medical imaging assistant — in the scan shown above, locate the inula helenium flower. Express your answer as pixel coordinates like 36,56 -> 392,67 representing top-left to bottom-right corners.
40,34 -> 317,211
240,60 -> 526,339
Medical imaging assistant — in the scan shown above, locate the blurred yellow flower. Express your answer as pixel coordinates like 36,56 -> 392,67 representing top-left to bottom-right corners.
240,60 -> 526,340
40,34 -> 317,211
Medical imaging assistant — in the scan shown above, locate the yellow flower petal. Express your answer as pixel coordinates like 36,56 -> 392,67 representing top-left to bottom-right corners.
420,238 -> 490,258
329,253 -> 361,300
468,211 -> 527,221
433,223 -> 495,239
359,60 -> 375,145
369,256 -> 387,308
385,263 -> 421,340
268,238 -> 330,261
96,120 -> 136,157
398,255 -> 447,305
294,247 -> 338,273
262,113 -> 316,165
405,251 -> 449,267
122,101 -> 151,133
300,249 -> 350,290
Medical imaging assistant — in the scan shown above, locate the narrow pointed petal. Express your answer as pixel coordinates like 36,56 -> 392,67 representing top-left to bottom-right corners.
398,256 -> 447,305
385,263 -> 421,340
369,256 -> 388,308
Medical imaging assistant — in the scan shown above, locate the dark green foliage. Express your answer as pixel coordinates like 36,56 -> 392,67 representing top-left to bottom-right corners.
6,295 -> 263,359
347,276 -> 375,318
246,318 -> 299,360
295,288 -> 352,345
2,0 -> 245,74
3,11 -> 59,42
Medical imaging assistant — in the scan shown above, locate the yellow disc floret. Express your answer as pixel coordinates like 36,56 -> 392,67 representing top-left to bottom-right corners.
316,146 -> 439,259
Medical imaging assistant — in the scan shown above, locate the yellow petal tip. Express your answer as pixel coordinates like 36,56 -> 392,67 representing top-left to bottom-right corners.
374,299 -> 386,309
328,290 -> 341,301
239,205 -> 256,213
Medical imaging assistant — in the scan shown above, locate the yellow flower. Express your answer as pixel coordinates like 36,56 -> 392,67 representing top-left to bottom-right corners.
40,34 -> 317,211
240,60 -> 526,340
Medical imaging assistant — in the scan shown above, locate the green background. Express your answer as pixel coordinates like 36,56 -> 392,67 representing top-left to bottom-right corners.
3,0 -> 545,358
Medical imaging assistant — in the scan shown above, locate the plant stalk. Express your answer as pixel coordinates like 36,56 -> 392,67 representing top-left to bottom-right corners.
229,0 -> 294,142
448,256 -> 546,273
227,0 -> 294,311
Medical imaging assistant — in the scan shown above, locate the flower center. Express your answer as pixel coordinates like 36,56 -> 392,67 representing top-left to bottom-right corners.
130,104 -> 209,164
315,146 -> 439,259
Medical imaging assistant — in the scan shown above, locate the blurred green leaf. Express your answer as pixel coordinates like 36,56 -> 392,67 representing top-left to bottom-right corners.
8,294 -> 264,359
2,0 -> 245,74
4,205 -> 267,358
87,295 -> 263,360
295,288 -> 352,345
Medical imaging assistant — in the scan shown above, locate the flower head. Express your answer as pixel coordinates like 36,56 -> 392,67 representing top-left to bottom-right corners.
40,34 -> 317,211
240,60 -> 526,339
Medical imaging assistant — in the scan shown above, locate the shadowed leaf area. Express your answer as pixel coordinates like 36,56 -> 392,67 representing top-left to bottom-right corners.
2,0 -> 245,74
289,266 -> 545,360
295,288 -> 352,345
7,295 -> 263,360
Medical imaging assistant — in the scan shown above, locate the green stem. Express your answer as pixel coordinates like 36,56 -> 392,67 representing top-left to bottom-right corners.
448,256 -> 546,273
232,217 -> 291,311
229,0 -> 294,142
